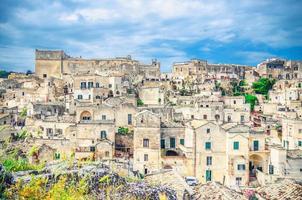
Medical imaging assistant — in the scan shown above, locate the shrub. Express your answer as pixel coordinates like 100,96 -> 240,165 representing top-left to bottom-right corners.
245,94 -> 258,111
118,127 -> 129,135
19,108 -> 27,119
137,99 -> 144,106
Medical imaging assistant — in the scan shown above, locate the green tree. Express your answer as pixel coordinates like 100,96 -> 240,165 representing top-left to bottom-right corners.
252,78 -> 276,98
137,99 -> 144,106
0,70 -> 11,78
244,94 -> 258,111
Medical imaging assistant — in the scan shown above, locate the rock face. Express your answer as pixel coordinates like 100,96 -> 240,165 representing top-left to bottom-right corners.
10,161 -> 178,200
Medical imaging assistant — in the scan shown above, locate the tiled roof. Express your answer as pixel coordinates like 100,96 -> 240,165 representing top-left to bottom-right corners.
194,182 -> 246,200
287,149 -> 302,159
255,179 -> 302,200
145,170 -> 193,199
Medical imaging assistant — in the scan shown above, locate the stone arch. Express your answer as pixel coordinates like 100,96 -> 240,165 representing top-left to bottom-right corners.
249,154 -> 264,176
165,150 -> 179,156
80,111 -> 92,121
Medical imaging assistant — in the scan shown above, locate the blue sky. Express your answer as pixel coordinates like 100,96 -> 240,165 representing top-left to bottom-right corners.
0,0 -> 302,72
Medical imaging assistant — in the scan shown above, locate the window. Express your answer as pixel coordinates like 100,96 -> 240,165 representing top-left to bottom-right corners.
191,115 -> 194,119
205,142 -> 211,150
203,115 -> 207,120
105,151 -> 109,157
206,156 -> 212,166
233,141 -> 239,150
96,82 -> 100,88
46,128 -> 53,136
236,177 -> 242,185
161,139 -> 165,149
88,82 -> 93,89
180,139 -> 185,145
54,152 -> 60,160
206,128 -> 210,134
102,115 -> 106,120
109,84 -> 112,88
144,154 -> 148,161
100,131 -> 107,139
269,165 -> 274,174
240,115 -> 245,123
128,114 -> 132,125
82,116 -> 91,121
227,116 -> 231,122
170,137 -> 176,148
233,100 -> 236,104
299,129 -> 302,134
80,82 -> 86,89
55,129 -> 63,135
90,146 -> 95,152
205,170 -> 212,181
22,92 -> 25,96
237,164 -> 246,170
253,140 -> 259,151
43,74 -> 47,78
78,95 -> 83,99
143,139 -> 149,147
298,141 -> 302,147
96,95 -> 101,99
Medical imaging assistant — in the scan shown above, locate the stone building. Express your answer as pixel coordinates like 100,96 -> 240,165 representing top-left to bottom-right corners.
133,110 -> 161,174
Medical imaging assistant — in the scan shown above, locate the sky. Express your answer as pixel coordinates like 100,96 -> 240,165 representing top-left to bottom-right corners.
0,0 -> 302,72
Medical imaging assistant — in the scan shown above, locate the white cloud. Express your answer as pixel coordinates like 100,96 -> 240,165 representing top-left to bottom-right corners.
236,51 -> 276,64
1,0 -> 302,71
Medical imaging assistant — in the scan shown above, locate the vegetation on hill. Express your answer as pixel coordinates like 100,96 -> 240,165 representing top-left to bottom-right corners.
0,70 -> 12,78
229,78 -> 275,111
252,78 -> 276,98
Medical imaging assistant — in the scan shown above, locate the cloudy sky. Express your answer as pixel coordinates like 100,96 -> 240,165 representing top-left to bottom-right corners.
0,0 -> 302,72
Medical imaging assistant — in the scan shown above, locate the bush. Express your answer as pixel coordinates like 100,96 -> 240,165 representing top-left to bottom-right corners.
1,157 -> 44,172
137,99 -> 144,106
245,94 -> 258,111
252,78 -> 276,95
118,127 -> 129,135
19,108 -> 27,119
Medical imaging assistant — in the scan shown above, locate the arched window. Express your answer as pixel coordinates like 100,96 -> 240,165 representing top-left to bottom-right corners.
80,111 -> 92,121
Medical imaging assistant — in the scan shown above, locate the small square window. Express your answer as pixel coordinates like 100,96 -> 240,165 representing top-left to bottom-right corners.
90,146 -> 95,152
233,141 -> 239,150
180,139 -> 185,145
144,154 -> 148,161
237,164 -> 245,170
205,142 -> 211,150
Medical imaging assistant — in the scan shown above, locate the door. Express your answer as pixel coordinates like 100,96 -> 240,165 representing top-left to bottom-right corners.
206,170 -> 212,181
170,137 -> 176,148
253,140 -> 259,151
161,139 -> 165,149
